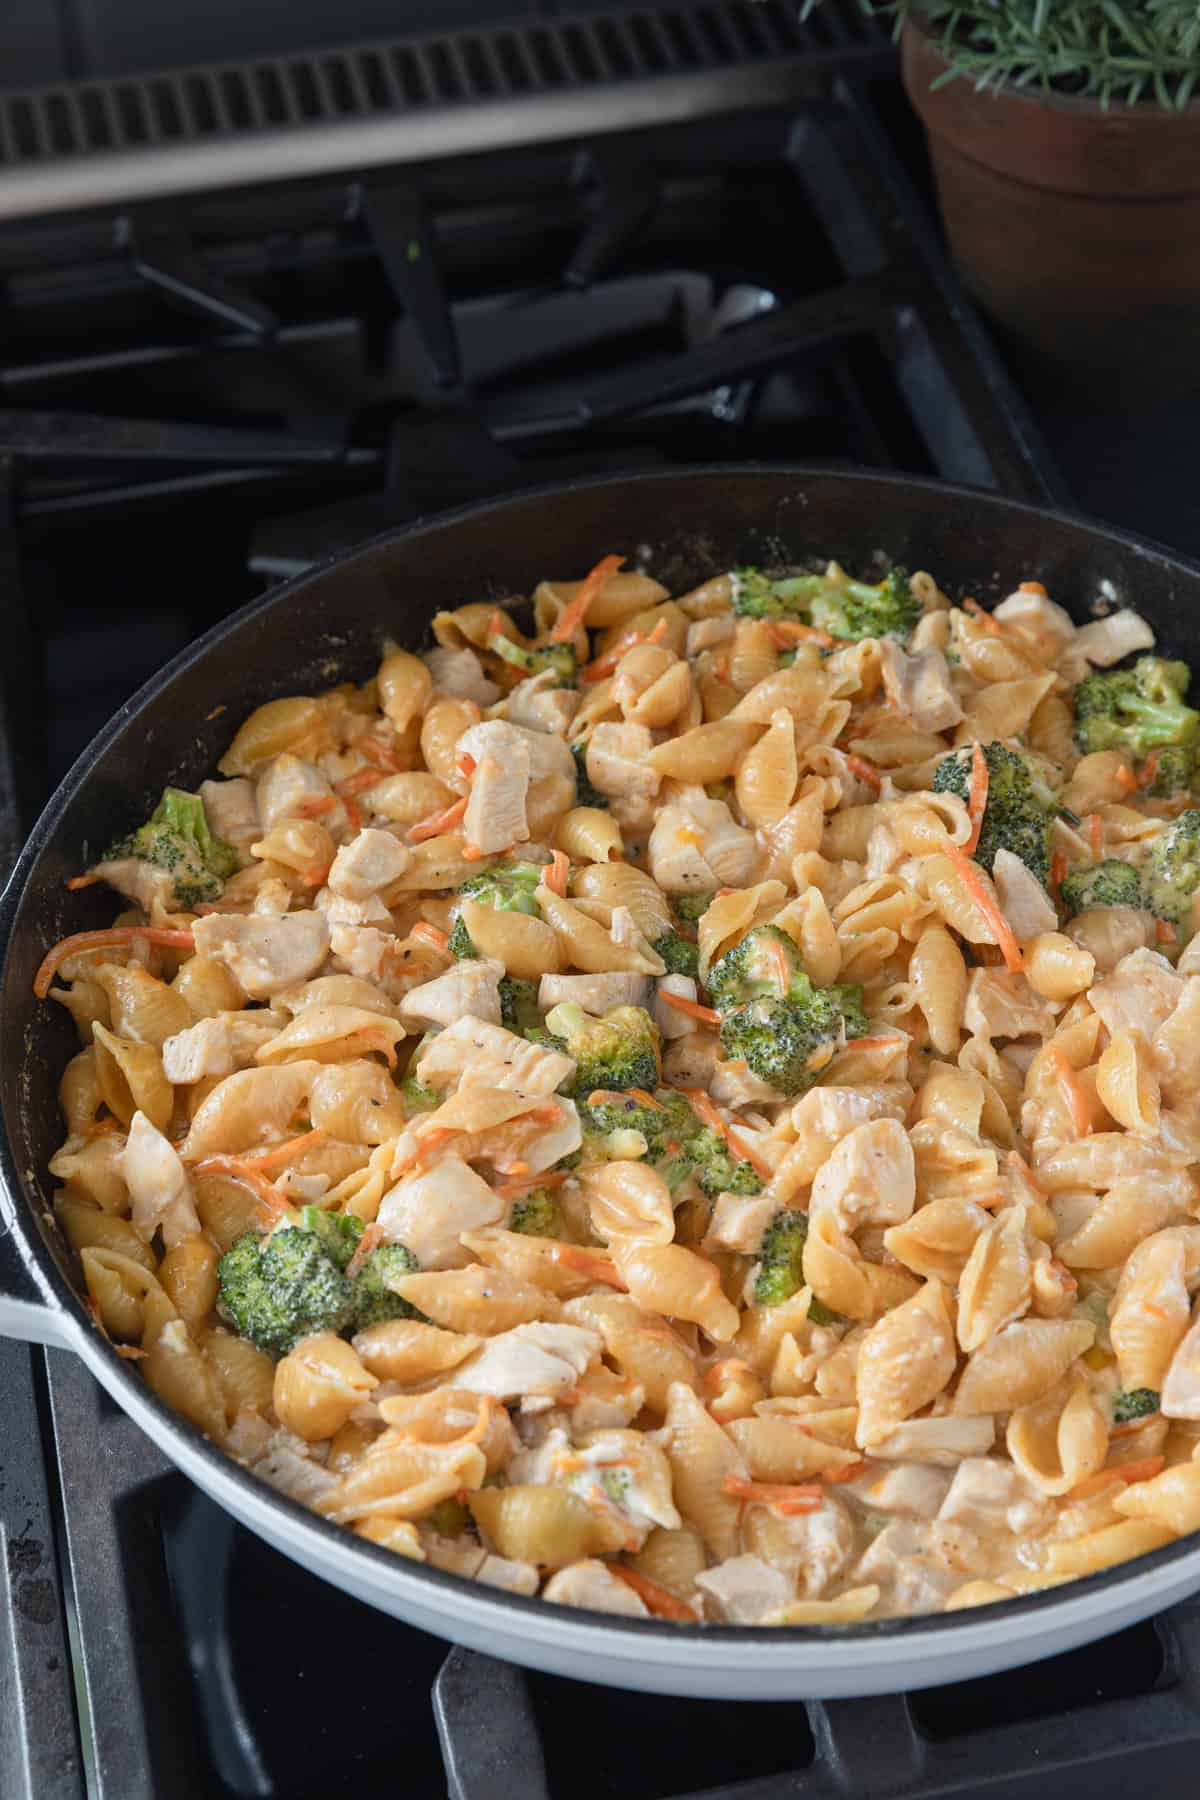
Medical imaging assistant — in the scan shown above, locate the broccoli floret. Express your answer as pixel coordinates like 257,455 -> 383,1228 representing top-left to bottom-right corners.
1112,1387 -> 1160,1424
578,1088 -> 701,1169
509,1189 -> 563,1236
754,1210 -> 808,1305
400,1075 -> 440,1114
492,633 -> 578,688
450,860 -> 544,958
571,743 -> 608,810
298,1205 -> 363,1271
688,1125 -> 763,1199
448,915 -> 477,959
1059,859 -> 1143,915
732,567 -> 824,619
217,1229 -> 355,1358
105,785 -> 238,910
671,892 -> 714,924
706,924 -> 803,1009
651,928 -> 699,979
718,978 -> 869,1098
1143,809 -> 1200,922
499,976 -> 541,1034
352,1243 -> 421,1328
808,566 -> 920,644
543,1002 -> 660,1098
1073,656 -> 1198,759
1142,744 -> 1196,797
932,742 -> 1056,883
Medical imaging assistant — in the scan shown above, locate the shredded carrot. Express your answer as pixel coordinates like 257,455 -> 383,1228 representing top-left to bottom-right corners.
844,753 -> 882,793
627,1088 -> 665,1111
191,1157 -> 290,1216
1117,1455 -> 1166,1485
1049,1044 -> 1092,1138
65,872 -> 104,890
726,1128 -> 774,1184
837,1035 -> 900,1052
115,1343 -> 149,1360
822,1461 -> 868,1485
1087,812 -> 1103,856
1048,1255 -> 1078,1294
1008,1148 -> 1048,1196
1140,752 -> 1160,789
767,932 -> 792,997
236,1129 -> 327,1172
545,850 -> 570,897
34,926 -> 195,1000
1069,1456 -> 1165,1501
962,597 -> 1000,634
682,1087 -> 727,1136
550,1245 -> 626,1288
294,794 -> 337,819
944,842 -> 1023,974
392,1125 -> 458,1174
462,844 -> 486,860
609,1565 -> 699,1622
1018,580 -> 1048,597
1143,1300 -> 1170,1322
411,920 -> 451,954
965,740 -> 988,855
495,1169 -> 568,1200
722,1475 -> 822,1516
358,736 -> 402,771
344,1220 -> 384,1281
342,795 -> 363,834
409,796 -> 468,842
550,553 -> 625,643
1111,1413 -> 1160,1439
1156,918 -> 1177,945
763,619 -> 837,650
299,861 -> 332,889
204,704 -> 227,722
702,1358 -> 756,1391
83,1116 -> 121,1137
1114,764 -> 1138,795
457,751 -> 477,779
658,992 -> 720,1026
1050,852 -> 1066,903
337,767 -> 385,800
487,609 -> 506,639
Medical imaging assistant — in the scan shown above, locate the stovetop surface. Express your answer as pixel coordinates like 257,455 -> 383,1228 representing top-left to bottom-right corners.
0,10 -> 1198,1799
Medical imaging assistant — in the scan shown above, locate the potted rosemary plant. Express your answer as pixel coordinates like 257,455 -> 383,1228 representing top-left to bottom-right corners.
813,3 -> 1200,392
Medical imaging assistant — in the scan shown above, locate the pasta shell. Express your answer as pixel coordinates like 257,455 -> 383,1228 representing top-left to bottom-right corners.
956,1209 -> 1034,1352
254,1005 -> 406,1068
91,1022 -> 173,1132
660,1381 -> 745,1560
1006,1373 -> 1108,1497
953,1319 -> 1095,1416
274,1333 -> 378,1441
735,709 -> 797,828
458,899 -> 563,979
219,695 -> 337,776
389,1264 -> 561,1335
854,1279 -> 956,1448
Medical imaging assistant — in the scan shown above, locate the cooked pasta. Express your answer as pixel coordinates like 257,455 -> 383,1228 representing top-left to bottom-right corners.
36,552 -> 1200,1625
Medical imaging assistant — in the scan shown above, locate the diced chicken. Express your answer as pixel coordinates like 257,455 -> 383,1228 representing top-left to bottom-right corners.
585,722 -> 660,809
567,1369 -> 645,1433
648,792 -> 756,894
192,909 -> 329,999
252,879 -> 293,917
792,1083 -> 912,1144
161,1016 -> 234,1084
878,642 -> 963,733
519,1097 -> 582,1173
846,1462 -> 952,1519
869,1415 -> 995,1465
88,858 -> 175,915
450,1322 -> 603,1403
655,975 -> 698,1040
809,1118 -> 916,1233
539,971 -> 651,1015
709,1056 -> 781,1107
749,1495 -> 857,1599
248,1429 -> 338,1505
992,849 -> 1057,942
962,968 -> 1056,1041
316,886 -> 392,929
493,668 -> 579,737
423,645 -> 500,705
329,923 -> 394,983
937,1457 -> 1052,1537
1088,948 -> 1184,1042
1071,609 -> 1155,669
992,588 -> 1076,660
464,748 -> 532,855
198,776 -> 260,863
1162,1303 -> 1200,1420
417,1016 -> 575,1095
695,1555 -> 794,1624
400,958 -> 504,1029
122,1110 -> 200,1249
705,1191 -> 778,1255
327,828 -> 411,900
853,1519 -> 973,1614
377,1154 -> 505,1268
457,718 -> 575,787
256,754 -> 335,831
662,1031 -> 719,1090
543,1560 -> 649,1616
476,1556 -> 540,1597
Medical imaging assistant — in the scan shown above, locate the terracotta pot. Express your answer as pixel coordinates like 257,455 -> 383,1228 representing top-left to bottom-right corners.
902,22 -> 1200,396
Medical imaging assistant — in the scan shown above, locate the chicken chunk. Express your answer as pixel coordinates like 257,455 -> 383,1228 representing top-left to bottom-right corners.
88,858 -> 176,916
450,1322 -> 603,1403
992,849 -> 1057,943
464,748 -> 532,855
648,792 -> 756,894
878,642 -> 963,733
538,971 -> 651,1015
192,909 -> 329,999
399,958 -> 504,1029
255,754 -> 335,832
417,1016 -> 575,1095
493,668 -> 579,738
937,1457 -> 1052,1538
655,975 -> 698,1040
695,1555 -> 794,1624
377,1154 -> 506,1268
327,828 -> 411,901
198,777 -> 260,862
704,1191 -> 777,1255
868,1415 -> 995,1465
543,1560 -> 649,1617
809,1119 -> 916,1234
962,968 -> 1056,1042
457,718 -> 575,787
992,588 -> 1075,660
1088,948 -> 1184,1042
248,1429 -> 339,1505
122,1110 -> 200,1249
329,923 -> 394,983
846,1462 -> 952,1520
423,645 -> 499,706
853,1518 -> 974,1615
161,1015 -> 234,1084
584,722 -> 660,809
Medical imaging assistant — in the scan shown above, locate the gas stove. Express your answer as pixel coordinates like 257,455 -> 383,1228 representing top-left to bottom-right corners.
1,6 -> 1198,1797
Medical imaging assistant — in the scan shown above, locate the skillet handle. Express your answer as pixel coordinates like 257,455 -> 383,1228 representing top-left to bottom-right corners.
0,1189 -> 80,1349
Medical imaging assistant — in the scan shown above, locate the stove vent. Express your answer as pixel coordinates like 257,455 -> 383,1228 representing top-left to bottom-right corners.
0,2 -> 889,219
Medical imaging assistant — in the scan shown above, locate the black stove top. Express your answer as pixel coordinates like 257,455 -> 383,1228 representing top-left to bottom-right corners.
1,8 -> 1198,1798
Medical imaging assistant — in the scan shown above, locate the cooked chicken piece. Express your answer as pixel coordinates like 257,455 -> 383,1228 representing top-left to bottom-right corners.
162,1015 -> 234,1084
695,1555 -> 794,1625
423,645 -> 499,705
705,1191 -> 777,1255
247,1429 -> 339,1505
457,718 -> 576,787
962,968 -> 1056,1041
1088,948 -> 1184,1042
878,642 -> 963,733
256,754 -> 336,832
1071,609 -> 1155,668
327,828 -> 411,900
662,1031 -> 719,1090
867,1414 -> 996,1466
450,1322 -> 603,1403
539,971 -> 651,1015
88,858 -> 176,915
852,1519 -> 974,1615
276,974 -> 396,1016
417,1016 -> 575,1095
992,849 -> 1057,942
122,1110 -> 200,1249
198,777 -> 260,862
809,1118 -> 916,1233
317,886 -> 393,929
845,1462 -> 952,1519
464,748 -> 532,855
655,975 -> 698,1040
476,1556 -> 540,1597
584,722 -> 660,811
252,879 -> 294,917
937,1456 -> 1051,1537
1162,1301 -> 1200,1420
567,1368 -> 646,1433
543,1560 -> 649,1616
400,958 -> 504,1029
192,909 -> 329,999
519,1097 -> 582,1172
329,923 -> 394,983
492,668 -> 579,738
991,588 -> 1075,662
377,1154 -> 505,1268
709,1056 -> 781,1107
648,792 -> 756,894
743,1494 -> 856,1598
792,1083 -> 912,1149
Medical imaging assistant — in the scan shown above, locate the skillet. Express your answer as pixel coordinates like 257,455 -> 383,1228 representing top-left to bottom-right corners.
2,465 -> 1199,1699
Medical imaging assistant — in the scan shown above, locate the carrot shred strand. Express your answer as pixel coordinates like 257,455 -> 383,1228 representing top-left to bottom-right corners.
965,740 -> 988,855
550,553 -> 625,643
658,991 -> 720,1025
34,926 -> 195,1000
945,842 -> 1023,974
609,1564 -> 698,1622
1048,1043 -> 1092,1138
409,796 -> 468,842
